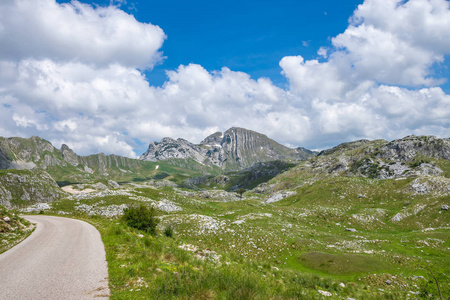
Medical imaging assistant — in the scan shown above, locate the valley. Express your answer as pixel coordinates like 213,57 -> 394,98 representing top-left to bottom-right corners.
0,130 -> 449,299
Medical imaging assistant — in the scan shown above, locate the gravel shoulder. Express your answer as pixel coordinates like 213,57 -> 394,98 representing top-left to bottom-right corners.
0,215 -> 110,300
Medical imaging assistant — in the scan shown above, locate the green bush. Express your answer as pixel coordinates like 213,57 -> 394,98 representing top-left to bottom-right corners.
122,204 -> 158,235
164,225 -> 174,238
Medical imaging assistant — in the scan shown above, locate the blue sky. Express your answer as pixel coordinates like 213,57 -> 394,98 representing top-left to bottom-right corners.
87,0 -> 449,92
1,0 -> 449,157
132,0 -> 364,87
54,0 -> 366,87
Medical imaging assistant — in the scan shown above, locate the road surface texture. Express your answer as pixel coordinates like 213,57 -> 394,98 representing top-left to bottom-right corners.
0,215 -> 110,299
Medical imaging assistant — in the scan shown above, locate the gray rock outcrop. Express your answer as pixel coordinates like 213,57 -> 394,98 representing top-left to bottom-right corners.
140,127 -> 315,171
61,144 -> 80,166
0,170 -> 67,207
265,191 -> 296,204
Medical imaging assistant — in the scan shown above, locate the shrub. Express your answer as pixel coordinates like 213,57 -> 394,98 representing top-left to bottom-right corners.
122,204 -> 158,235
236,188 -> 246,199
164,225 -> 174,238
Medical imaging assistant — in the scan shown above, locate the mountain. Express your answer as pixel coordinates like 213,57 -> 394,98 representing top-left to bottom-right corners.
314,135 -> 450,179
0,136 -> 217,185
0,169 -> 67,208
140,127 -> 316,171
182,160 -> 297,192
28,134 -> 450,299
255,135 -> 450,197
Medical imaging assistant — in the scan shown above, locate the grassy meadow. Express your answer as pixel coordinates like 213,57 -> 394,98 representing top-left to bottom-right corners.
26,170 -> 450,299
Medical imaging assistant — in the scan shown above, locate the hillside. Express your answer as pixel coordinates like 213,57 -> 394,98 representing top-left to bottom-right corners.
140,127 -> 316,171
182,160 -> 297,192
0,136 -> 220,185
264,135 -> 450,195
16,134 -> 447,299
0,205 -> 34,254
0,169 -> 67,208
2,134 -> 449,298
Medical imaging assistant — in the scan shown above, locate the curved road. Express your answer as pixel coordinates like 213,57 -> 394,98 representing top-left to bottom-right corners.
0,215 -> 110,300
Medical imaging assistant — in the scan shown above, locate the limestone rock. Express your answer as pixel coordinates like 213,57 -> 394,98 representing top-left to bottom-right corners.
265,191 -> 296,204
22,203 -> 51,213
108,180 -> 120,188
61,144 -> 80,166
0,170 -> 67,208
152,200 -> 182,212
92,182 -> 109,190
140,127 -> 315,171
318,290 -> 332,297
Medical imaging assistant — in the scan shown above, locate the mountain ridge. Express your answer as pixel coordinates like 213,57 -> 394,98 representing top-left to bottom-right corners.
0,136 -> 216,184
140,127 -> 316,171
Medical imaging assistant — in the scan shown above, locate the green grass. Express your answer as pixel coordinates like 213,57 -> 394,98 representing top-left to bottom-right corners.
0,206 -> 35,254
5,134 -> 450,298
29,170 -> 448,299
298,252 -> 389,275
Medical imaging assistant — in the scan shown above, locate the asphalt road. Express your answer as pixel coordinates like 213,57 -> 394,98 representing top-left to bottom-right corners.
0,215 -> 110,300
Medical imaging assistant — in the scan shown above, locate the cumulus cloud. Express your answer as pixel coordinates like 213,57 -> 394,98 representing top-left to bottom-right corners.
280,0 -> 450,147
0,0 -> 165,69
0,0 -> 449,157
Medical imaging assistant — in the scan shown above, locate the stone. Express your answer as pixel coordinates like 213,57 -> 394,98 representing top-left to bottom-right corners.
108,180 -> 120,188
265,191 -> 296,204
152,200 -> 182,212
442,205 -> 449,211
345,228 -> 357,232
92,182 -> 109,190
318,290 -> 332,297
22,203 -> 51,213
385,280 -> 392,285
2,216 -> 11,222
392,213 -> 406,222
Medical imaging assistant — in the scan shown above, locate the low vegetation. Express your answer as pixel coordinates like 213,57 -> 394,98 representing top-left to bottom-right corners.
0,205 -> 34,254
25,169 -> 449,299
122,205 -> 159,235
5,135 -> 450,299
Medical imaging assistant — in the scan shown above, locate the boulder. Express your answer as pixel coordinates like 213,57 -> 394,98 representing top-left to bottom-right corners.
108,180 -> 120,189
265,191 -> 296,204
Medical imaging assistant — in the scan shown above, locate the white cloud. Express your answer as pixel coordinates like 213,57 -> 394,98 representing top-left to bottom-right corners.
352,0 -> 450,54
0,0 -> 165,69
280,55 -> 350,101
333,24 -> 443,86
278,0 -> 450,147
333,0 -> 450,87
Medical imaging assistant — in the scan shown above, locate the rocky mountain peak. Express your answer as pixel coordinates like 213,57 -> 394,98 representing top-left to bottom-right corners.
380,135 -> 450,161
139,137 -> 205,162
309,135 -> 450,180
140,127 -> 315,170
61,144 -> 79,166
200,132 -> 223,146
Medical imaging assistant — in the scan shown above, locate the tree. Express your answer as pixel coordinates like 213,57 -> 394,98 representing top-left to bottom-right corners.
236,188 -> 246,199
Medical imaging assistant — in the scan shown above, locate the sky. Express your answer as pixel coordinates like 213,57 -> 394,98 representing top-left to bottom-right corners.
0,0 -> 449,158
